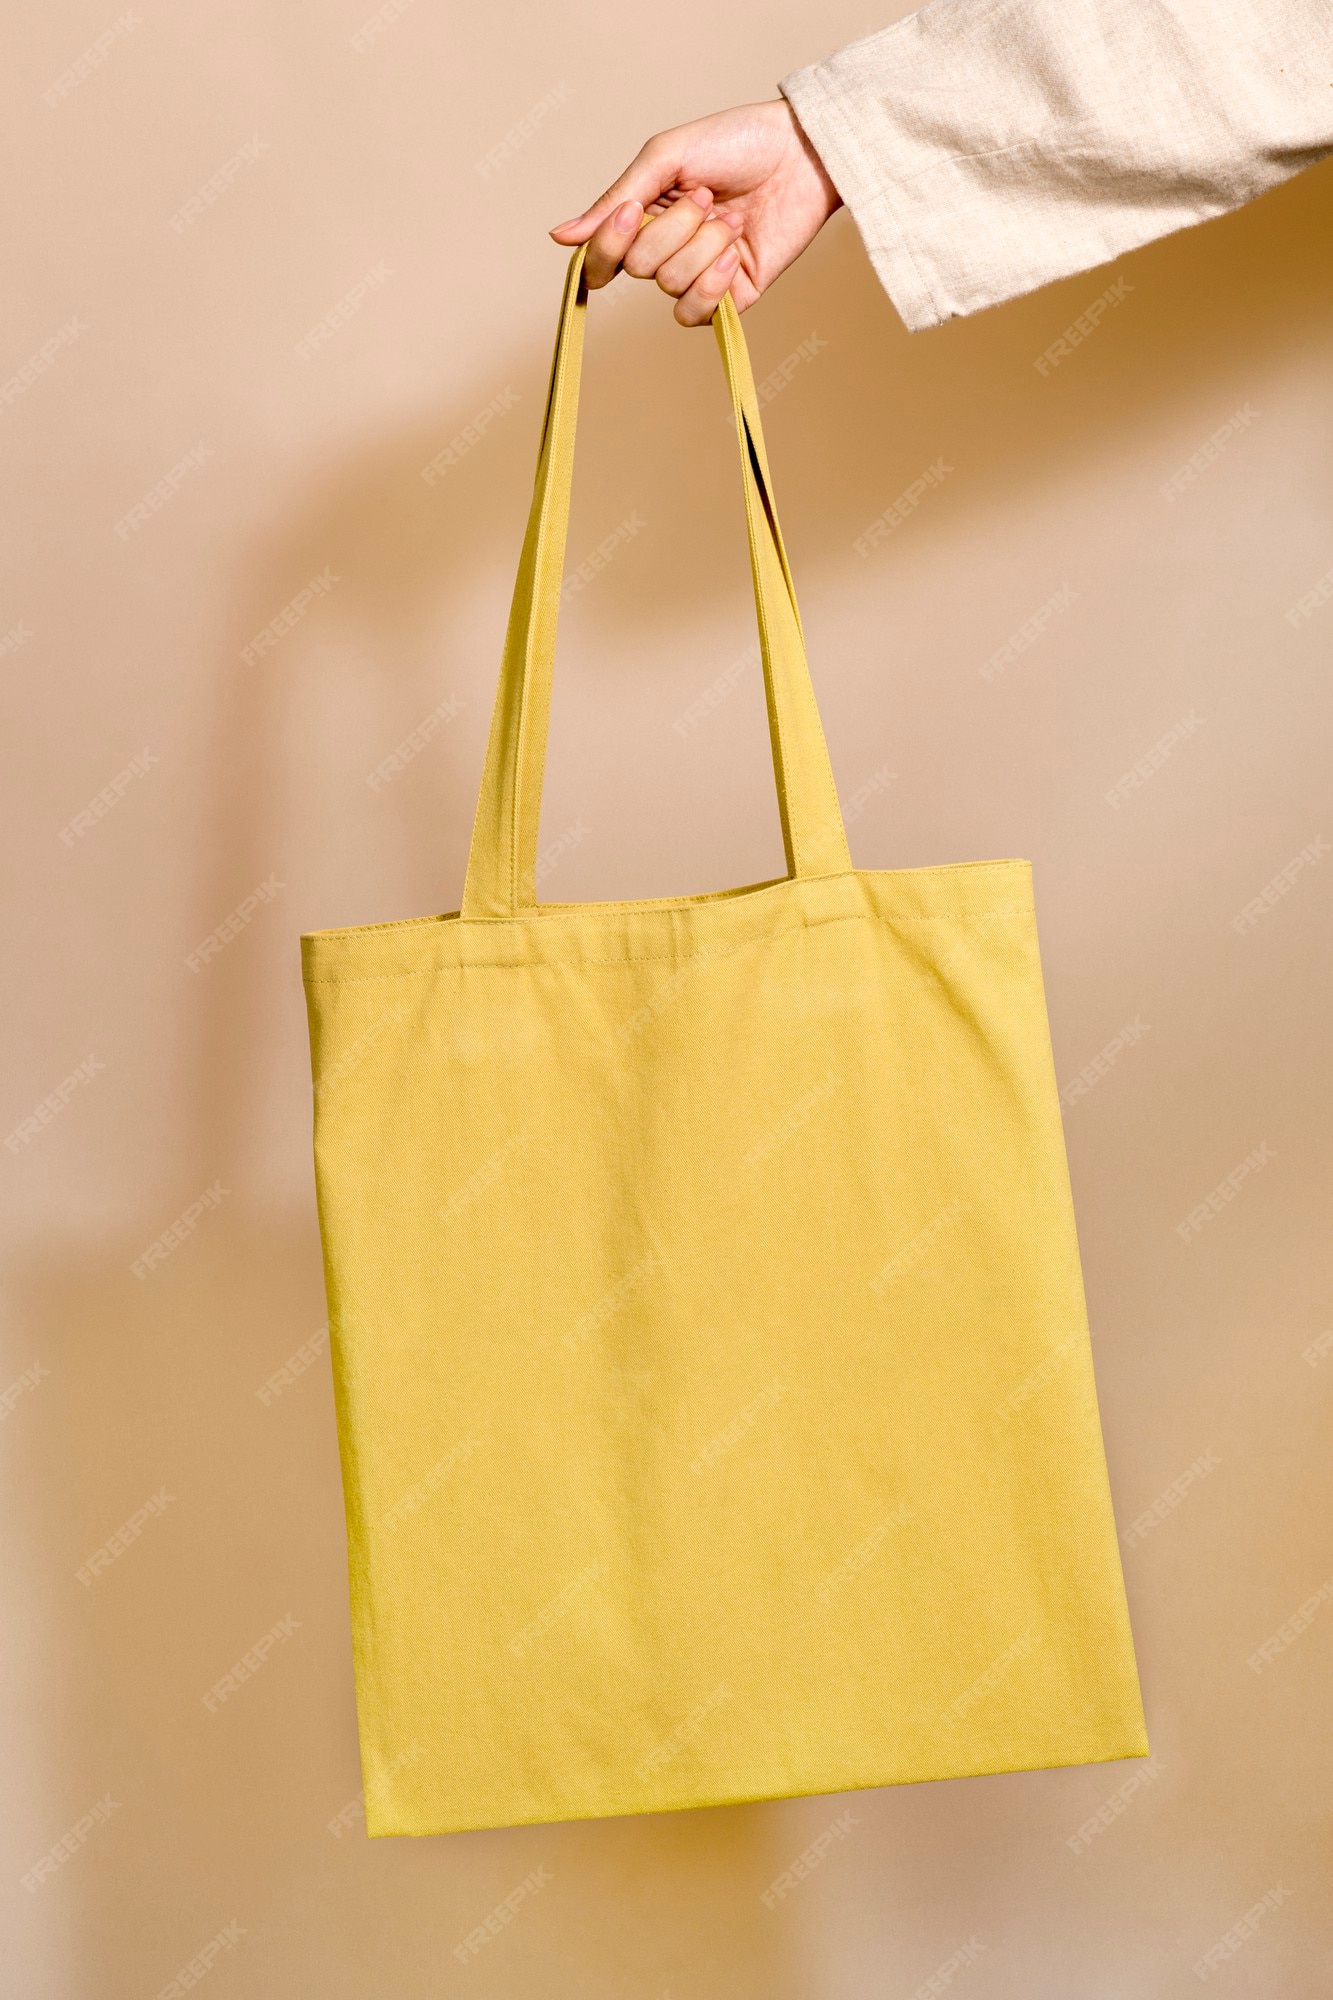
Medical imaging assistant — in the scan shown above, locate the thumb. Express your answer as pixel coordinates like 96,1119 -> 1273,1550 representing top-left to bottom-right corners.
548,139 -> 681,241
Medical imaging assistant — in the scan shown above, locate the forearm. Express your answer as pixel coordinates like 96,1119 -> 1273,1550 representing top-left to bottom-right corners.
779,0 -> 1333,330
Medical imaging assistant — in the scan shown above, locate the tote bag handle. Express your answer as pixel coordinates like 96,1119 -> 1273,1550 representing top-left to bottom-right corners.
460,241 -> 851,920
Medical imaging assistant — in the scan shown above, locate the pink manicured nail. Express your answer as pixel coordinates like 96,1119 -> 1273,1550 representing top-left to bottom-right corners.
614,199 -> 642,231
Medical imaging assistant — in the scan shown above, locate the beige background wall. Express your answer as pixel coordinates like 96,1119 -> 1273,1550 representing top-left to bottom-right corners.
4,2 -> 1331,1994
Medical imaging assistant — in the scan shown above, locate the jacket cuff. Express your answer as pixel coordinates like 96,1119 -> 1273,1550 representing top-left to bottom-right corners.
780,55 -> 945,332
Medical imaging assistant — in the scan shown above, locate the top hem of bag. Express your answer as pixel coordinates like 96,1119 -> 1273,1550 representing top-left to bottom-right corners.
302,858 -> 1033,945
299,861 -> 1036,983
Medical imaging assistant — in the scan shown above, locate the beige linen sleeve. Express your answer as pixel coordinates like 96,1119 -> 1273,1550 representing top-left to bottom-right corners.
779,0 -> 1333,330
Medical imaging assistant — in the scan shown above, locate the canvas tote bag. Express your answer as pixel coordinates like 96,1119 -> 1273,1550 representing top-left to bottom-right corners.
301,242 -> 1148,1837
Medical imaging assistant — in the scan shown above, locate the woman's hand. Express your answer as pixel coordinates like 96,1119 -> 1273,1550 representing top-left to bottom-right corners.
548,99 -> 842,326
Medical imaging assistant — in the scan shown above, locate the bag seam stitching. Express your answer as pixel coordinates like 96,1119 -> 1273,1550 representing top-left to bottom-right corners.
302,906 -> 1035,984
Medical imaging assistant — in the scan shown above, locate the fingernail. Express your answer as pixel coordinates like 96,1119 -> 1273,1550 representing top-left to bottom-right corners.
551,217 -> 581,231
613,199 -> 642,232
690,187 -> 713,208
717,246 -> 739,272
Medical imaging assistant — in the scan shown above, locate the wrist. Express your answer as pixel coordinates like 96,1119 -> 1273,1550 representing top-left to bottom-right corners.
776,94 -> 843,221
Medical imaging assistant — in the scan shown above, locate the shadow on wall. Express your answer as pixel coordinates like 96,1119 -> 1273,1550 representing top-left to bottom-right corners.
193,158 -> 1332,1162
11,162 -> 1332,1998
211,159 -> 1333,938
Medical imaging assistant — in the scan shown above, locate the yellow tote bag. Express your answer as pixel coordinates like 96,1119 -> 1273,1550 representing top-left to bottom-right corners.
301,243 -> 1148,1837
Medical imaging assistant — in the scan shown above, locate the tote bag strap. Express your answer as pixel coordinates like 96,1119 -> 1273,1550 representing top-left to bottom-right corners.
460,241 -> 851,920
